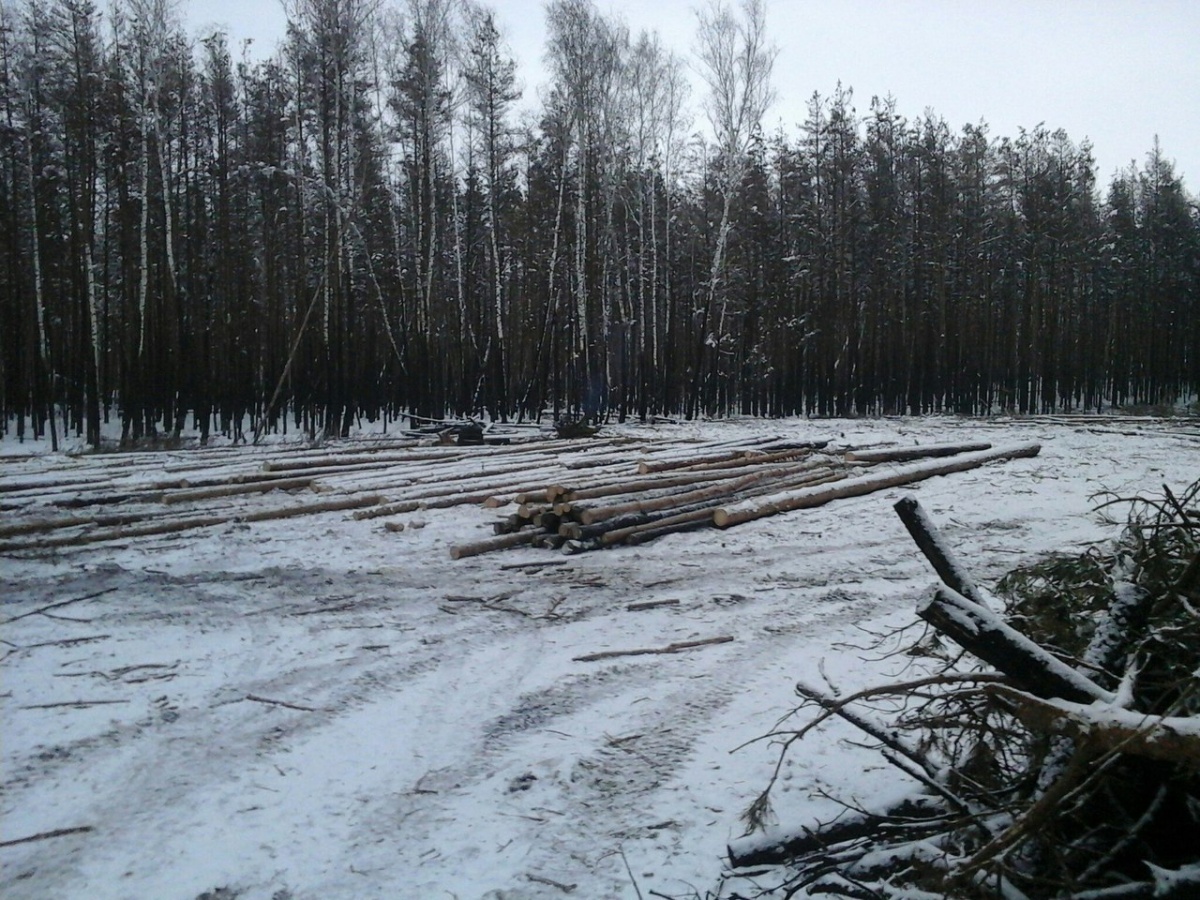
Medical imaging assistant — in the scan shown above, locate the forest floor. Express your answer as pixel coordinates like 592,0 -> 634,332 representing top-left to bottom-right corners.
2,415 -> 1198,900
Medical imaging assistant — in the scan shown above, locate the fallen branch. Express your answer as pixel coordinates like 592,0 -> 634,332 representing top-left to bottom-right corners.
244,694 -> 325,713
2,587 -> 118,625
728,795 -> 949,868
573,635 -> 733,662
920,585 -> 1115,705
894,496 -> 988,606
18,634 -> 111,650
626,598 -> 681,612
21,699 -> 130,710
0,825 -> 94,848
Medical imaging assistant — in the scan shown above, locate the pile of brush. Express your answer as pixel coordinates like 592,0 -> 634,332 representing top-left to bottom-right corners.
729,480 -> 1200,899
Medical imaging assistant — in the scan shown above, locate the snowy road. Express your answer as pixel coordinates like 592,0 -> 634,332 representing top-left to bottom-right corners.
2,416 -> 1197,899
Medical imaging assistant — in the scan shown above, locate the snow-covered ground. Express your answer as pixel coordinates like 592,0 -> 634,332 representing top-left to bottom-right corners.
2,416 -> 1197,900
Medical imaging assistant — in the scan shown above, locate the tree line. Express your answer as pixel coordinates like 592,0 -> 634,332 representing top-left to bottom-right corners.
1,0 -> 1197,447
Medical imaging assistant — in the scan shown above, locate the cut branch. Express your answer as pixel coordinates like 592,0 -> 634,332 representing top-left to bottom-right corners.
919,586 -> 1114,705
573,635 -> 733,662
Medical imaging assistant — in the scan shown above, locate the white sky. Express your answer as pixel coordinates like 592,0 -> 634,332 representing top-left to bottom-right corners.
173,0 -> 1199,190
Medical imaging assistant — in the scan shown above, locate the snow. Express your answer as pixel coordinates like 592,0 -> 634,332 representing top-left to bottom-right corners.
2,416 -> 1197,899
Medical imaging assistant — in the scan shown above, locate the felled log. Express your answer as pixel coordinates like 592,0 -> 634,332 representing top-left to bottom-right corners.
713,443 -> 1041,528
920,586 -> 1114,705
580,460 -> 833,526
550,465 -> 773,505
845,441 -> 992,463
992,686 -> 1200,766
659,446 -> 821,475
0,511 -> 151,539
352,500 -> 421,520
632,434 -> 801,473
728,795 -> 948,868
161,476 -> 315,504
0,514 -> 233,550
238,494 -> 382,523
448,529 -> 543,560
637,447 -> 765,475
601,507 -> 717,546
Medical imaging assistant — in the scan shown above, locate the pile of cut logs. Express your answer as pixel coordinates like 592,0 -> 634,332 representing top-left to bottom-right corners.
450,438 -> 1041,559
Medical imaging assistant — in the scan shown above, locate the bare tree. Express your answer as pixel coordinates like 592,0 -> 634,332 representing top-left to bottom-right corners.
693,0 -> 775,405
462,2 -> 520,414
544,0 -> 626,416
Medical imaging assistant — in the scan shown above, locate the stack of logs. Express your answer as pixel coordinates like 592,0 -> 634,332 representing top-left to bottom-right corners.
450,439 -> 1042,559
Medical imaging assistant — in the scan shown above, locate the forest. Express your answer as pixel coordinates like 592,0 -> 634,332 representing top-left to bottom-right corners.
1,0 -> 1197,448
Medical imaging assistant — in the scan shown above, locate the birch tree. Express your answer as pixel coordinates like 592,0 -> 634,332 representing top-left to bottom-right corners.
693,0 -> 775,409
462,3 -> 519,416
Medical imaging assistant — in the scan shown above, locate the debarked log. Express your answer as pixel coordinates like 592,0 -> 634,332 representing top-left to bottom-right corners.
712,443 -> 1041,528
920,586 -> 1114,705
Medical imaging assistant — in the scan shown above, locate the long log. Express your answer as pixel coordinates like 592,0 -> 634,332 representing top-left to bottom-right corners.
551,465 -> 768,505
844,441 -> 992,463
599,507 -> 717,546
921,586 -> 1114,704
0,511 -> 152,539
713,443 -> 1042,528
636,438 -> 829,475
580,460 -> 835,526
0,494 -> 383,552
632,434 -> 788,473
560,469 -> 842,544
162,477 -> 315,504
352,500 -> 421,520
0,514 -> 234,551
238,494 -> 382,522
657,446 -> 821,476
449,529 -> 543,560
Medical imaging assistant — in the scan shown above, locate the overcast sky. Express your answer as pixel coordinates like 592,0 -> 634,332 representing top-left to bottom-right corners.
175,0 -> 1198,191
